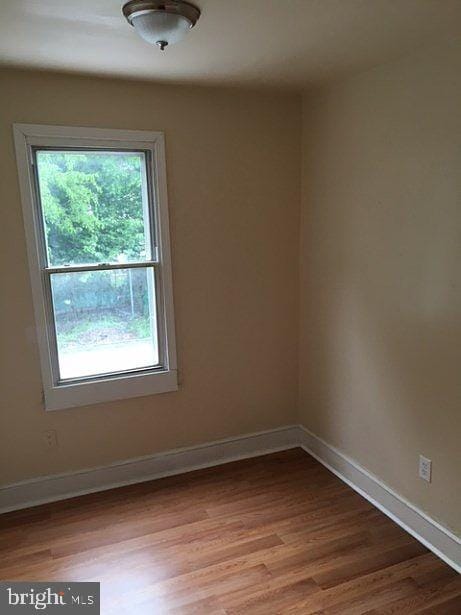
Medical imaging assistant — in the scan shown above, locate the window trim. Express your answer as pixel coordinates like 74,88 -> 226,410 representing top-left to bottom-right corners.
14,124 -> 178,411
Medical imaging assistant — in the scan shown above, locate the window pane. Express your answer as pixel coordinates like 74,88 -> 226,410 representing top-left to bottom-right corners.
36,150 -> 152,266
50,267 -> 159,380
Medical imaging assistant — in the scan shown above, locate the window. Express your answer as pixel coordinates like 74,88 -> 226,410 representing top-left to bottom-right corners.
14,125 -> 177,410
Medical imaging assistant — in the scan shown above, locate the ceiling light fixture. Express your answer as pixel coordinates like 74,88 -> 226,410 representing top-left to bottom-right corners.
123,0 -> 201,51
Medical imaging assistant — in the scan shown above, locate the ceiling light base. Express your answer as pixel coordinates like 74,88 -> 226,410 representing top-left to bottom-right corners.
123,0 -> 200,49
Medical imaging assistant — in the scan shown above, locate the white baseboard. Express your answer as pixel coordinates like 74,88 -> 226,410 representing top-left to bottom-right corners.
0,425 -> 299,515
1,423 -> 459,573
298,425 -> 461,573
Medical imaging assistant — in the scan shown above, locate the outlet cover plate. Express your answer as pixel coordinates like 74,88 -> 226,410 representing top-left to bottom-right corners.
419,455 -> 432,482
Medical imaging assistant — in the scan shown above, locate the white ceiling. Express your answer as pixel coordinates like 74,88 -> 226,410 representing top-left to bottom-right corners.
1,1 -> 461,89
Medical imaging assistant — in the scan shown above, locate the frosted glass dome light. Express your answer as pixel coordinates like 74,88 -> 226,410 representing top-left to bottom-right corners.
123,0 -> 201,51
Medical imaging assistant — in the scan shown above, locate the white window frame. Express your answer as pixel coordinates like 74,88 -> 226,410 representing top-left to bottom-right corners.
14,124 -> 178,411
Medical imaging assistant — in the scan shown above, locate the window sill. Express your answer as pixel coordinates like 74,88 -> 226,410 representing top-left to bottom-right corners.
44,369 -> 178,411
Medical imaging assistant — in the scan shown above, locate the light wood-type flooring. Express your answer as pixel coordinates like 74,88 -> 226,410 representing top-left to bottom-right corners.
1,449 -> 460,614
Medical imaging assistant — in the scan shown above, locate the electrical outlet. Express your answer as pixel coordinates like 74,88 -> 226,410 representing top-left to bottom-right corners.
419,455 -> 432,482
43,429 -> 58,449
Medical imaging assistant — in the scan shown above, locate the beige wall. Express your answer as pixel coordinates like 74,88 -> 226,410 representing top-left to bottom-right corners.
0,69 -> 301,484
1,40 -> 460,538
299,41 -> 461,534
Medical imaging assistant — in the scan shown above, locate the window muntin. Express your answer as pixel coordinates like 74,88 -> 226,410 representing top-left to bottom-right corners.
14,125 -> 177,410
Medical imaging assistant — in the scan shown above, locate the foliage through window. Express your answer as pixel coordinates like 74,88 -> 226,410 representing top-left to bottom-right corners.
36,150 -> 159,381
37,151 -> 148,265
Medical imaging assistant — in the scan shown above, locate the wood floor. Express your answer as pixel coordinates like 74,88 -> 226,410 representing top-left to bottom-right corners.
1,449 -> 459,614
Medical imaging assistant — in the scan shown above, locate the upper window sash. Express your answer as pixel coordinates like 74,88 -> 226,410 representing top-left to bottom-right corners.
32,147 -> 157,268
